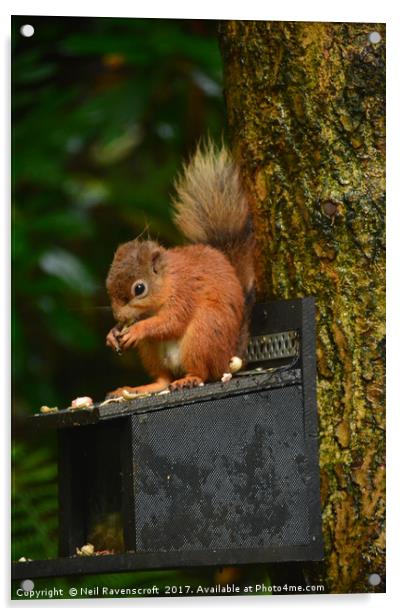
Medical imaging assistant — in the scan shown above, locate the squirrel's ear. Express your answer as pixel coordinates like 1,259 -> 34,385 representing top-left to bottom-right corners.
151,249 -> 164,274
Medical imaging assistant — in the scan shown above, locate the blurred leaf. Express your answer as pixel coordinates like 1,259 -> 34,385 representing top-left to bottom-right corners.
39,248 -> 96,295
91,125 -> 142,165
12,49 -> 56,85
12,442 -> 58,561
64,178 -> 110,208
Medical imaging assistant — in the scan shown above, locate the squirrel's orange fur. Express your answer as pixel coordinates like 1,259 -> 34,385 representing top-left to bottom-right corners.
106,142 -> 255,397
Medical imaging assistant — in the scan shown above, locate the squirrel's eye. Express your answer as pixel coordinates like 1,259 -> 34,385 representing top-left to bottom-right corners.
132,280 -> 147,298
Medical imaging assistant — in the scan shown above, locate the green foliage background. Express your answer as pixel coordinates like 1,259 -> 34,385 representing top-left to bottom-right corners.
11,14 -> 271,596
12,15 -> 224,418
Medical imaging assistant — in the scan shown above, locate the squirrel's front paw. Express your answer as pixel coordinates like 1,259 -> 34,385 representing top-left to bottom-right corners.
106,326 -> 121,353
119,324 -> 142,350
106,325 -> 121,353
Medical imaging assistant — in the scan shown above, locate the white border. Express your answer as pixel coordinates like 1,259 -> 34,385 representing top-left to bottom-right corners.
1,0 -> 394,21
2,0 -> 401,613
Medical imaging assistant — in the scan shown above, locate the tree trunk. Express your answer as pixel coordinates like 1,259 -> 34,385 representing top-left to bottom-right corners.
220,21 -> 385,594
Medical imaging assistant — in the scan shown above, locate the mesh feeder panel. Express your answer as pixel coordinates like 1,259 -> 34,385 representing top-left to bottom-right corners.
12,298 -> 324,580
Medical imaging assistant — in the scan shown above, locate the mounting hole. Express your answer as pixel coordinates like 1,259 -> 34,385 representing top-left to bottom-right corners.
368,31 -> 381,44
20,24 -> 35,38
20,579 -> 34,592
368,573 -> 381,586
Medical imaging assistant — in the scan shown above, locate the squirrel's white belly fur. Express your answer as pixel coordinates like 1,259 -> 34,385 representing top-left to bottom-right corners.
158,340 -> 183,376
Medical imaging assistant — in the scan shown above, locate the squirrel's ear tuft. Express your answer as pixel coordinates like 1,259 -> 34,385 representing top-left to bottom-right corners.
151,249 -> 164,274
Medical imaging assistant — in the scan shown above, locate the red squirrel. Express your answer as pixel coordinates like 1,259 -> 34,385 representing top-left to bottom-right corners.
105,142 -> 255,398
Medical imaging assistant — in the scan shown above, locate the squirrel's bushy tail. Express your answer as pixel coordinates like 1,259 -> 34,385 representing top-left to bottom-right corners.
172,141 -> 255,301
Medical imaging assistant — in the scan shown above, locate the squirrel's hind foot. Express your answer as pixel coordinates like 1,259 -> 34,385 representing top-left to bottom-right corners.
169,375 -> 204,391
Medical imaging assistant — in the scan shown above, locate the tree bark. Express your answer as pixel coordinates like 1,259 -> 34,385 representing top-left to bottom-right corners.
220,21 -> 385,593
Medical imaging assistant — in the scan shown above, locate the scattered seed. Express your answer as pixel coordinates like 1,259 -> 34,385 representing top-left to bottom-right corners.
221,372 -> 233,383
122,389 -> 140,400
40,405 -> 59,414
229,356 -> 243,373
71,396 -> 93,410
99,397 -> 124,406
76,543 -> 95,557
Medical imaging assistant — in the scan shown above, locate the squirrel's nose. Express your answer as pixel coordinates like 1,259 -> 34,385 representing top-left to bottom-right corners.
113,305 -> 134,325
